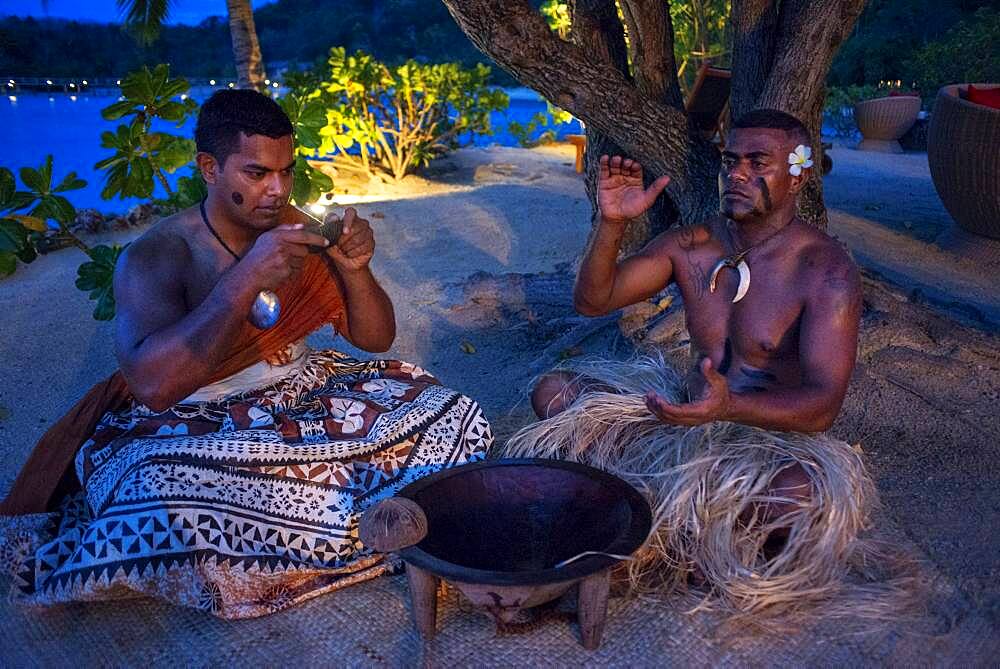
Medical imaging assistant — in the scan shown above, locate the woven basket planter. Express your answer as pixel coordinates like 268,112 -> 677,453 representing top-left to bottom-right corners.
854,95 -> 921,152
928,84 -> 1000,239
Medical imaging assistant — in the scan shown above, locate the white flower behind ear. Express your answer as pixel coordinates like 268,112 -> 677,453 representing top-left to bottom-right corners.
788,144 -> 814,176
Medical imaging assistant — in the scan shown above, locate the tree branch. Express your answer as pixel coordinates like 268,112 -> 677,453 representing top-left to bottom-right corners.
442,0 -> 718,226
618,0 -> 684,109
570,0 -> 629,76
571,0 -> 664,255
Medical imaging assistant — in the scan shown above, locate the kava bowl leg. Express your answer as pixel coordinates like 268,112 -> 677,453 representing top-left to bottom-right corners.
406,563 -> 439,639
577,567 -> 611,650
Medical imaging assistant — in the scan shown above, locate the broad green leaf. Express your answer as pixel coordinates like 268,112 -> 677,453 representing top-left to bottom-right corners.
296,126 -> 322,150
76,244 -> 122,320
127,158 -> 155,199
45,195 -> 77,224
92,288 -> 117,321
121,68 -> 152,102
8,214 -> 48,232
101,100 -> 136,121
0,168 -> 14,207
53,171 -> 87,193
160,78 -> 189,100
140,132 -> 163,153
278,95 -> 300,120
0,226 -> 18,252
19,166 -> 46,194
157,101 -> 187,122
98,129 -> 120,151
291,158 -> 313,206
151,64 -> 170,96
0,251 -> 16,277
0,219 -> 28,248
94,154 -> 124,170
38,155 -> 53,192
100,162 -> 129,200
157,137 -> 196,172
88,244 -> 120,265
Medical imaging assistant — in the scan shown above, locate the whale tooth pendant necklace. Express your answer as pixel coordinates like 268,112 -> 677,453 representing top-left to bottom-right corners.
708,249 -> 752,303
709,220 -> 791,304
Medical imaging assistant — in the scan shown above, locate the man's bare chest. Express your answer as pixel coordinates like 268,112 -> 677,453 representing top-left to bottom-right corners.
672,250 -> 805,366
179,245 -> 236,311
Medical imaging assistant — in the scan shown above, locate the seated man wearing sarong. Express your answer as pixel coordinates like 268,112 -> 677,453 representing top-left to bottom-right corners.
1,90 -> 492,618
506,110 -> 872,616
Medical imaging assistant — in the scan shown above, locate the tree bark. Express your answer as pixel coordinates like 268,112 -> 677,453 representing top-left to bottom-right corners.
571,0 -> 669,256
442,0 -> 719,230
227,0 -> 267,92
441,0 -> 865,239
618,0 -> 684,110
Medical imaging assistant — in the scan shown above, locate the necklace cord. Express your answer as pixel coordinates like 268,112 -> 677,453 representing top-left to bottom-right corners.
200,198 -> 242,262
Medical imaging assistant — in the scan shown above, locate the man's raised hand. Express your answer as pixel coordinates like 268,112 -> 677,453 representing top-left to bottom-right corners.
597,155 -> 671,224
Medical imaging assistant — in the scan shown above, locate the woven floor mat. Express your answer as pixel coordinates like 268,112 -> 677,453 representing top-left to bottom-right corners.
2,512 -> 998,667
1,571 -> 996,666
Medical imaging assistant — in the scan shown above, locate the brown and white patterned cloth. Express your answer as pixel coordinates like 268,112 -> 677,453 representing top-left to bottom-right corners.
9,348 -> 492,618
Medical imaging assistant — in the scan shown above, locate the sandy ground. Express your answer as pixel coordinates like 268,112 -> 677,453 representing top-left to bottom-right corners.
1,142 -> 998,659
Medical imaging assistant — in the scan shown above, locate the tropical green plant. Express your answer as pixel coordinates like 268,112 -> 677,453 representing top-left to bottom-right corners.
508,103 -> 575,147
671,0 -> 732,93
0,158 -> 122,320
96,64 -> 198,201
904,7 -> 1000,106
155,168 -> 208,213
277,94 -> 335,205
301,47 -> 508,181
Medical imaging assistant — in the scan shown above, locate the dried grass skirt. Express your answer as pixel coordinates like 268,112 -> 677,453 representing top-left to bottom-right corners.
503,353 -> 917,623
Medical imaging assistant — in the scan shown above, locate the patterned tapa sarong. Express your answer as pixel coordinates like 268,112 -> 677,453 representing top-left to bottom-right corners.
8,350 -> 492,618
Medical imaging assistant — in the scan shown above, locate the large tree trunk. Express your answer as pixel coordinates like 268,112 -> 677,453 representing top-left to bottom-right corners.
441,0 -> 866,239
227,0 -> 267,92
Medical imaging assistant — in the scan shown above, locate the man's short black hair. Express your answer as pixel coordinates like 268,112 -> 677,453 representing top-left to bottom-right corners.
194,89 -> 294,167
731,108 -> 811,147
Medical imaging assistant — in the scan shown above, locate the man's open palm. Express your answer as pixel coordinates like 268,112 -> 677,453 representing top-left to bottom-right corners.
597,155 -> 671,224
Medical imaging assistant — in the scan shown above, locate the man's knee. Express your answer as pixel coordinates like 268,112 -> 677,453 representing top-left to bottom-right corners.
767,463 -> 813,518
530,371 -> 580,419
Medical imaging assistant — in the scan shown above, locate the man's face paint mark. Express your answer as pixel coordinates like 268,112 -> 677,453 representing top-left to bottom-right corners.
756,177 -> 772,212
231,191 -> 244,206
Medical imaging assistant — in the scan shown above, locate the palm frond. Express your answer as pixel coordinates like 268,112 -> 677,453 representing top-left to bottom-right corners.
116,0 -> 174,46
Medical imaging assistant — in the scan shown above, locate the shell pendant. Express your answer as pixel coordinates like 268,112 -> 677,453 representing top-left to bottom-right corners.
708,252 -> 751,303
249,290 -> 281,329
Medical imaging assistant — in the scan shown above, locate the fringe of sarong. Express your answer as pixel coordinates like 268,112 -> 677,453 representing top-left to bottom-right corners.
503,353 -> 921,626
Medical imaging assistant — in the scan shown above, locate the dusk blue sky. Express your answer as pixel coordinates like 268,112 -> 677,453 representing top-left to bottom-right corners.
1,1 -> 278,25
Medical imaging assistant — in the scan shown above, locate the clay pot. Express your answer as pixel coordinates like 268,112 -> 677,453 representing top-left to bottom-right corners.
854,95 -> 921,153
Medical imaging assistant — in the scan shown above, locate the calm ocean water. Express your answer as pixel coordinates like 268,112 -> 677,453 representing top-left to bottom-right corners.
0,86 -> 580,212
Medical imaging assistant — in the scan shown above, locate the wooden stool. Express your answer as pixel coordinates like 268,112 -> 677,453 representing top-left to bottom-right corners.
566,134 -> 586,173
